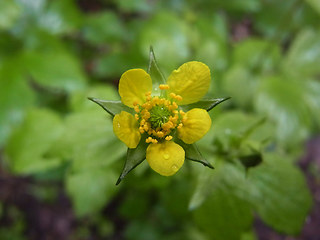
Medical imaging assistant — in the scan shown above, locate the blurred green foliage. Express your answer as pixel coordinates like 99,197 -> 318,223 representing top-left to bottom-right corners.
1,0 -> 320,239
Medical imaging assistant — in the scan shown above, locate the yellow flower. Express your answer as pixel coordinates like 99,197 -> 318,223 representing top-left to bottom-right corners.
113,61 -> 212,176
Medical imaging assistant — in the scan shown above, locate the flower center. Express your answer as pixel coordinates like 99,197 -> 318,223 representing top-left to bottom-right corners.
133,85 -> 185,144
149,105 -> 172,129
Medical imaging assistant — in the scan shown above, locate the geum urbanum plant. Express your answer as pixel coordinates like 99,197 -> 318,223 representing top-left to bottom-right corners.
89,48 -> 229,184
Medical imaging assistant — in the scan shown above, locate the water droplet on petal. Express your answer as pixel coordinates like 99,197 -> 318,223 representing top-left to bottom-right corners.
171,164 -> 178,172
117,123 -> 121,128
163,154 -> 169,160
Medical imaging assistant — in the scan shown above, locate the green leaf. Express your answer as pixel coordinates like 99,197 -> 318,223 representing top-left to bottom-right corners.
212,111 -> 273,153
24,50 -> 87,92
71,85 -> 119,112
82,11 -> 125,44
116,136 -> 149,185
254,76 -> 312,144
181,98 -> 230,112
232,38 -> 281,72
176,139 -> 214,169
139,12 -> 190,72
247,153 -> 312,234
193,16 -> 228,72
189,160 -> 248,210
0,59 -> 35,146
304,0 -> 320,16
50,110 -> 126,172
222,66 -> 257,108
6,109 -> 63,174
282,29 -> 320,78
194,188 -> 253,240
116,0 -> 154,13
41,0 -> 83,34
66,169 -> 117,216
304,79 -> 320,126
0,0 -> 21,30
88,98 -> 134,116
147,46 -> 166,95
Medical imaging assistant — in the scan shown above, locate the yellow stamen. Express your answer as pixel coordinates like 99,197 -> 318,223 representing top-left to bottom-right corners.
134,106 -> 140,113
139,127 -> 145,133
165,136 -> 173,141
175,95 -> 183,101
156,131 -> 164,138
170,93 -> 176,99
146,137 -> 158,144
143,111 -> 150,119
159,84 -> 170,90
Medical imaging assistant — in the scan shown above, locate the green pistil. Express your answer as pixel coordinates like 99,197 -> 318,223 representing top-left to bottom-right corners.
149,105 -> 172,129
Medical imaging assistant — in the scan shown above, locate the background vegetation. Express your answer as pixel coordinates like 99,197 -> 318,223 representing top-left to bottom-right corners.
0,0 -> 320,239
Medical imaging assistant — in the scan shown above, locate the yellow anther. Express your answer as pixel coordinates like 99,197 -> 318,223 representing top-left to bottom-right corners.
169,102 -> 178,111
135,114 -> 139,120
145,91 -> 152,96
170,115 -> 178,124
134,106 -> 140,113
159,98 -> 165,105
177,123 -> 183,129
139,126 -> 145,133
143,111 -> 150,119
162,122 -> 170,131
175,95 -> 183,101
146,95 -> 152,101
146,137 -> 153,143
157,131 -> 164,138
133,101 -> 138,106
179,110 -> 185,116
165,136 -> 173,141
159,84 -> 170,90
146,137 -> 158,144
170,93 -> 176,98
172,102 -> 178,109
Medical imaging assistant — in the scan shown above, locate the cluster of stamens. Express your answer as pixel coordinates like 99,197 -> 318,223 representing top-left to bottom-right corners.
134,84 -> 185,144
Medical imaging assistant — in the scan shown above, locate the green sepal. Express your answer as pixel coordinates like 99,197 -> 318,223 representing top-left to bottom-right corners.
116,135 -> 149,185
238,141 -> 263,169
147,46 -> 166,96
88,97 -> 134,116
181,97 -> 231,112
239,153 -> 263,169
176,139 -> 214,169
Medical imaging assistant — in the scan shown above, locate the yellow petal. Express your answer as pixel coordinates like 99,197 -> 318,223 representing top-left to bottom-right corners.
119,69 -> 152,108
146,141 -> 185,176
113,111 -> 141,148
178,108 -> 211,144
167,61 -> 211,105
